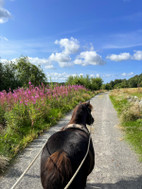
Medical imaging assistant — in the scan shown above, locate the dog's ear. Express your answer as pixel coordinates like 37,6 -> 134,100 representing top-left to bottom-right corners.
86,100 -> 90,105
86,100 -> 93,110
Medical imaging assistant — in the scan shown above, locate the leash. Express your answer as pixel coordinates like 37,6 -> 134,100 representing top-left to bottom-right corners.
10,139 -> 47,189
64,126 -> 91,189
10,126 -> 92,189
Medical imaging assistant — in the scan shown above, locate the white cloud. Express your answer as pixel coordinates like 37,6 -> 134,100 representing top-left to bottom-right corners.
0,7 -> 11,23
106,50 -> 142,62
0,58 -> 9,63
102,74 -> 113,78
74,50 -> 105,66
49,52 -> 72,67
27,57 -> 54,69
0,35 -> 8,41
133,50 -> 142,60
106,52 -> 131,61
45,65 -> 54,69
96,73 -> 100,78
121,72 -> 134,77
0,58 -> 16,64
55,37 -> 80,55
28,57 -> 50,65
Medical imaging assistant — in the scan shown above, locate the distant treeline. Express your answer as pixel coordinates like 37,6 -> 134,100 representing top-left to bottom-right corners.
102,74 -> 142,90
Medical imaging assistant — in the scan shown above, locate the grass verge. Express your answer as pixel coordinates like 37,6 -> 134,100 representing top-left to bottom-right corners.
110,88 -> 142,162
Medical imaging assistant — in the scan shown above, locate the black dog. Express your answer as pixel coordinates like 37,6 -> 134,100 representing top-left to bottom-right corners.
40,101 -> 95,189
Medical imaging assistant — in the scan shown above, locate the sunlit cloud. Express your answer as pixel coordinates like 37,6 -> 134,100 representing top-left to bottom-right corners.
74,50 -> 105,66
106,52 -> 131,61
133,50 -> 142,60
0,1 -> 11,24
121,72 -> 134,76
55,37 -> 80,55
0,35 -> 8,41
106,51 -> 142,61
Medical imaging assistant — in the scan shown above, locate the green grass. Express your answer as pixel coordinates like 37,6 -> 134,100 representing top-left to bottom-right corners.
110,90 -> 142,162
123,119 -> 142,161
131,92 -> 142,98
109,95 -> 129,115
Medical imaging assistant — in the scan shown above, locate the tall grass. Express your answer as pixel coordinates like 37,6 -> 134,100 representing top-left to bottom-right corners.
110,88 -> 142,161
0,83 -> 96,172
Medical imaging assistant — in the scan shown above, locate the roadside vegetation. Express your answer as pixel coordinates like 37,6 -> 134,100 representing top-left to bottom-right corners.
110,88 -> 142,161
0,82 -> 98,173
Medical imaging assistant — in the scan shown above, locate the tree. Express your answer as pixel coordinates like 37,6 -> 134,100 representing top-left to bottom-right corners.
0,62 -> 18,91
66,75 -> 103,90
90,77 -> 103,90
15,57 -> 47,87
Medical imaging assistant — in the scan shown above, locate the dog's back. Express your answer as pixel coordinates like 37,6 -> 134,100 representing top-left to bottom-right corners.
40,129 -> 94,189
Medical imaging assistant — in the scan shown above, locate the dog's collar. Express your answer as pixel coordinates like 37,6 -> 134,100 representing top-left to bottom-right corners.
62,124 -> 89,135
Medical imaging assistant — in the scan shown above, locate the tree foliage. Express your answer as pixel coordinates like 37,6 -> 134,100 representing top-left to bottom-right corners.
15,57 -> 47,87
0,62 -> 18,91
66,75 -> 103,90
0,57 -> 47,91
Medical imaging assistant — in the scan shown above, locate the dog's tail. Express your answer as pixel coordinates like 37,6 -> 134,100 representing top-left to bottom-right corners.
41,150 -> 72,189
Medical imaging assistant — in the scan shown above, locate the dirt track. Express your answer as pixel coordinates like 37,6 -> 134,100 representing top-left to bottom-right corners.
0,93 -> 142,189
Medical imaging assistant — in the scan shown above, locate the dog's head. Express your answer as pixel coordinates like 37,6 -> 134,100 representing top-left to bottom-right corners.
83,101 -> 94,125
71,101 -> 94,125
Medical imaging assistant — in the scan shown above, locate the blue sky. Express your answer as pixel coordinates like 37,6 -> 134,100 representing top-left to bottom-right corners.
0,0 -> 142,83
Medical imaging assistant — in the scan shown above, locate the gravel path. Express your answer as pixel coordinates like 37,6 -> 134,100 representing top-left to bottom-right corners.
0,93 -> 142,189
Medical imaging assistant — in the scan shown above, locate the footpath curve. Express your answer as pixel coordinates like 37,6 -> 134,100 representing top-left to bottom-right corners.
0,93 -> 142,189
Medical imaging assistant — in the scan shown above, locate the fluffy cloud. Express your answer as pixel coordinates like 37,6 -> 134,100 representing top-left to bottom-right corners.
28,57 -> 54,69
55,37 -> 80,55
48,52 -> 72,67
74,50 -> 105,66
106,52 -> 131,61
106,51 -> 142,61
0,6 -> 11,23
121,72 -> 134,76
133,50 -> 142,60
28,57 -> 50,65
0,35 -> 8,41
